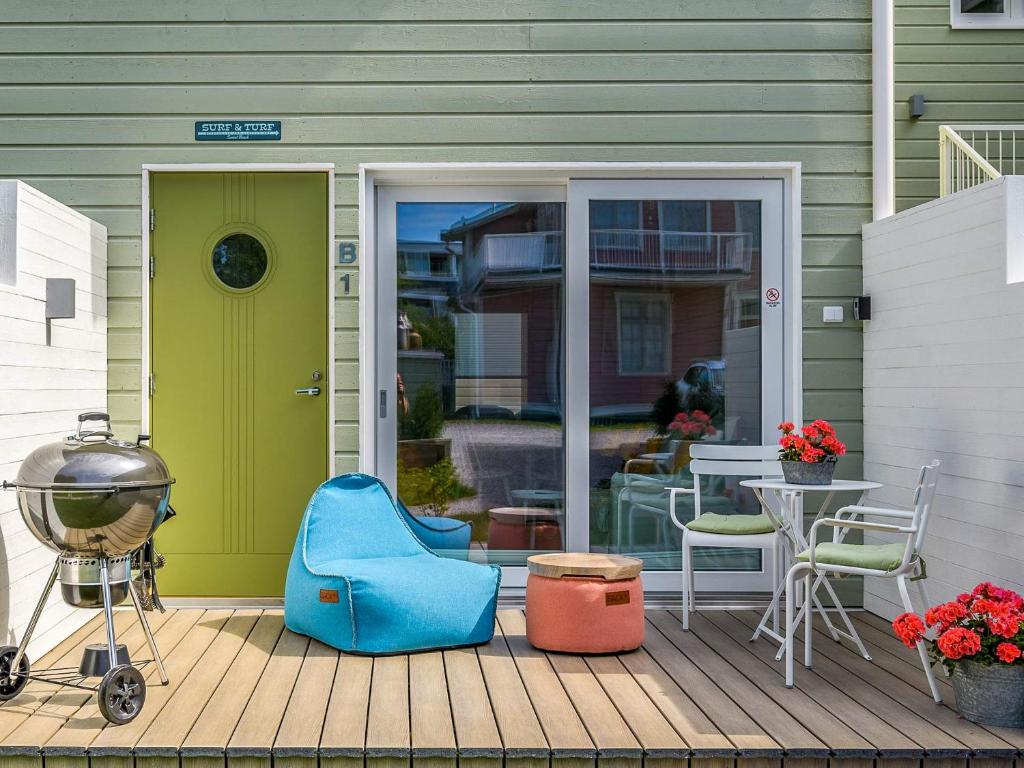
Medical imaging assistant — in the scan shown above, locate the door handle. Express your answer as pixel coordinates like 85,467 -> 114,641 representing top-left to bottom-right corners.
295,387 -> 321,396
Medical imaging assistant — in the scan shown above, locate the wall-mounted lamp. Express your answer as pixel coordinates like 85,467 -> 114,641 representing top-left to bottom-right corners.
908,94 -> 925,120
45,277 -> 76,345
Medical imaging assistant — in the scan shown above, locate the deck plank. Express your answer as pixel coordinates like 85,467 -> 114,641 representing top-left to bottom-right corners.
584,652 -> 689,764
685,610 -> 894,768
226,626 -> 310,768
495,610 -> 595,768
477,619 -> 548,768
409,651 -> 457,768
134,610 -> 262,766
444,644 -> 503,768
5,609 -> 172,755
319,651 -> 372,768
648,610 -> 831,763
180,612 -> 285,768
274,639 -> 340,768
640,613 -> 782,760
40,609 -> 202,768
616,645 -> 734,763
699,610 -> 943,760
366,655 -> 410,768
544,637 -> 643,768
0,611 -> 138,745
1,608 -> 1016,768
88,609 -> 235,768
799,613 -> 1023,758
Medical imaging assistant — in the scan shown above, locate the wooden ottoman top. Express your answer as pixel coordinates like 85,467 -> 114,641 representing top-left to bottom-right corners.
527,553 -> 643,580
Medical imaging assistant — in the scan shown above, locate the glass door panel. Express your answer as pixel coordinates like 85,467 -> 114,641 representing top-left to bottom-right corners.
378,190 -> 566,566
567,179 -> 784,588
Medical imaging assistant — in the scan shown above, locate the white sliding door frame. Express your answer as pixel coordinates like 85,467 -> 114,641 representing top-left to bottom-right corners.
361,163 -> 802,595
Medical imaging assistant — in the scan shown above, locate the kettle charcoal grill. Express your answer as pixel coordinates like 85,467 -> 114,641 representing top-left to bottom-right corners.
1,412 -> 176,724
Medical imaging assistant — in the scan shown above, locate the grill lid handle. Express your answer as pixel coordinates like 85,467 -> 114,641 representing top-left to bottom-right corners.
76,412 -> 113,441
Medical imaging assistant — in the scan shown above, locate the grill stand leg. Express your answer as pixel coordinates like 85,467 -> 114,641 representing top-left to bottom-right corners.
8,560 -> 59,680
129,579 -> 168,684
98,557 -> 119,670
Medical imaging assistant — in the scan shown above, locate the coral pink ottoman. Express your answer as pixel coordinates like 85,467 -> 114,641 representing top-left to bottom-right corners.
525,553 -> 644,653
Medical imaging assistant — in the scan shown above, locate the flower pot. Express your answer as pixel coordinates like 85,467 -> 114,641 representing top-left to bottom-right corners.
781,457 -> 837,486
951,660 -> 1024,728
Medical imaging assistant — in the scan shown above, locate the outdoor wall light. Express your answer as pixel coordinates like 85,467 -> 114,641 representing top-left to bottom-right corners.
909,95 -> 926,120
45,277 -> 76,344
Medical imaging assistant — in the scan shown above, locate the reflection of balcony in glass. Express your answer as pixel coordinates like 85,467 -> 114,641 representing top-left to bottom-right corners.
477,230 -> 753,278
397,241 -> 461,282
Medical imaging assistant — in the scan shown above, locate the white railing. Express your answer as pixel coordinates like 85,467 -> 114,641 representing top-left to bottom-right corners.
589,229 -> 753,273
479,229 -> 753,275
939,124 -> 1022,196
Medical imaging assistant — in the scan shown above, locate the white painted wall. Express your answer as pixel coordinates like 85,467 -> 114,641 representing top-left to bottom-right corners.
861,177 -> 1024,619
0,180 -> 107,658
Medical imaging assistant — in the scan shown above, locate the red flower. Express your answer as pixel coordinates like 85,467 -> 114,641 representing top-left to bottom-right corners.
800,446 -> 825,463
936,627 -> 982,660
704,425 -> 717,436
777,421 -> 795,433
924,600 -> 968,630
811,419 -> 835,436
996,642 -> 1022,664
956,593 -> 972,604
801,425 -> 821,439
987,612 -> 1023,639
691,410 -> 711,423
820,435 -> 848,457
892,613 -> 926,649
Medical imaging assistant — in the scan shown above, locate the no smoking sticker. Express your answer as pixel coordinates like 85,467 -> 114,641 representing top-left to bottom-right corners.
765,287 -> 781,307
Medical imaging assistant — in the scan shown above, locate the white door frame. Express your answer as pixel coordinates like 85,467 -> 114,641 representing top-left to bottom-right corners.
140,163 -> 336,470
360,162 -> 802,593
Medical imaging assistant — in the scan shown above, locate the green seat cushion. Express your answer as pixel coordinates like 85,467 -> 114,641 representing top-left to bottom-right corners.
686,512 -> 775,535
796,542 -> 907,571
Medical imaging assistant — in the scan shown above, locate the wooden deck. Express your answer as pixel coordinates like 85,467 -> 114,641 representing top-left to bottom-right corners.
1,608 -> 1021,768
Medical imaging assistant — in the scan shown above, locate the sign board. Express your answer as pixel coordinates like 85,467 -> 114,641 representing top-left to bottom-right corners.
194,120 -> 282,142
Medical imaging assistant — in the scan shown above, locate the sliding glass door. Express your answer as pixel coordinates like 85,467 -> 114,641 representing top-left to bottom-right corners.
376,179 -> 785,591
566,180 -> 784,592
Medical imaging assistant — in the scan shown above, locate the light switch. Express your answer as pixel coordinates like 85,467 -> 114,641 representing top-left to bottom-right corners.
823,306 -> 844,323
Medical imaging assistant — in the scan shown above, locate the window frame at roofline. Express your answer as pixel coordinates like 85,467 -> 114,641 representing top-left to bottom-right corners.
951,0 -> 1024,28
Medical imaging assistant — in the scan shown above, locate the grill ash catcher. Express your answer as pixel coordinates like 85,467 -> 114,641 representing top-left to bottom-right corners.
1,412 -> 176,724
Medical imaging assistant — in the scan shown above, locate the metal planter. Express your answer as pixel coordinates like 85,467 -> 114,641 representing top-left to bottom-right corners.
952,660 -> 1024,729
781,458 -> 837,486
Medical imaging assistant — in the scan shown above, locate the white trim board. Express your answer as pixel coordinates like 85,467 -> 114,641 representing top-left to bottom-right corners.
139,162 -> 337,471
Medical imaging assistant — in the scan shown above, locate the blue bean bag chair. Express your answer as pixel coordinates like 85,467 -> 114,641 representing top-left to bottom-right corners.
285,473 -> 500,654
397,500 -> 472,559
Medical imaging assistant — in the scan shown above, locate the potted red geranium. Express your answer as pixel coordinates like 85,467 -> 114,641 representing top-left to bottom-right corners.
776,419 -> 846,485
893,582 -> 1024,728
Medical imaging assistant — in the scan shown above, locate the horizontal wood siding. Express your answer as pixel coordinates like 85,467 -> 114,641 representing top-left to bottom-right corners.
0,180 -> 106,658
861,178 -> 1024,618
895,0 -> 1024,210
0,2 -> 870,487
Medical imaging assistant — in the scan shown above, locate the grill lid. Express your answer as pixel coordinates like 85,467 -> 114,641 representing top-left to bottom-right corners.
9,412 -> 174,492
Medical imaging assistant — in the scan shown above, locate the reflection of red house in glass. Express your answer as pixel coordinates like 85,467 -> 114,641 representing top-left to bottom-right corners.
431,199 -> 760,423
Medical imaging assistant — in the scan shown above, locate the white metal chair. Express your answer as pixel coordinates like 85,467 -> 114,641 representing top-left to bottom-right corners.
783,460 -> 943,702
667,444 -> 784,630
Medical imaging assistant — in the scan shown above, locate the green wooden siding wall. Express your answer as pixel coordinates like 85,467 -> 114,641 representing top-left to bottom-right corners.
0,0 -> 870,477
896,0 -> 1024,210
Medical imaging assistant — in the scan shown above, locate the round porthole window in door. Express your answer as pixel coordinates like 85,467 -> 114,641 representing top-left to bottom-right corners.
211,233 -> 269,290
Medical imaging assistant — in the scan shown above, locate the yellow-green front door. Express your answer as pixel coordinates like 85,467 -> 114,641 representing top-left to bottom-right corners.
150,172 -> 328,596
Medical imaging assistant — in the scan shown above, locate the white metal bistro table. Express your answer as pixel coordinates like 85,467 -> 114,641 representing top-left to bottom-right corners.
739,477 -> 882,662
